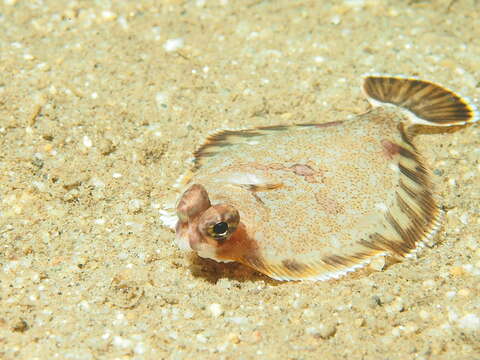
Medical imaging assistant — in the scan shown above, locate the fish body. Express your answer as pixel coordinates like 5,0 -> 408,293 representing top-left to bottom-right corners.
165,75 -> 478,281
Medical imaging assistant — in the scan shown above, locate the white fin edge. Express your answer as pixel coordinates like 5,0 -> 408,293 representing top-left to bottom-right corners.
268,253 -> 387,282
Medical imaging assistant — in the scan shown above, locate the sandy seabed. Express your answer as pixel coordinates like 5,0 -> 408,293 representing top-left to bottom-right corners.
0,1 -> 479,359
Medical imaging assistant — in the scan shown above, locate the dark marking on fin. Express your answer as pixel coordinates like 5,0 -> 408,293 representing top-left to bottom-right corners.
241,183 -> 283,192
398,163 -> 427,185
398,146 -> 416,160
322,255 -> 355,267
296,120 -> 344,128
381,139 -> 401,159
281,259 -> 308,273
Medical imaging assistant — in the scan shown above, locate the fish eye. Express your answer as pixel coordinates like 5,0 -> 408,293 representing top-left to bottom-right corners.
197,204 -> 240,242
212,222 -> 229,237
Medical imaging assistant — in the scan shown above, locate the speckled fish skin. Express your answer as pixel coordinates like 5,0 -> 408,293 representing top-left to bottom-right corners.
169,75 -> 478,281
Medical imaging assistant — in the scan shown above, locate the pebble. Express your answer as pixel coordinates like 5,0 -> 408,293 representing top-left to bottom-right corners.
83,135 -> 93,148
113,335 -> 132,349
155,92 -> 169,109
196,334 -> 207,343
385,297 -> 404,314
422,279 -> 435,290
446,291 -> 456,299
101,10 -> 117,21
12,319 -> 28,333
459,213 -> 469,225
208,303 -> 224,318
183,310 -> 194,319
354,318 -> 365,327
251,330 -> 262,343
228,316 -> 248,325
306,322 -> 337,339
227,333 -> 240,344
457,288 -> 471,297
369,295 -> 382,308
457,314 -> 480,331
134,342 -> 146,355
419,310 -> 430,320
128,199 -> 143,212
368,256 -> 385,271
449,266 -> 465,276
163,38 -> 184,52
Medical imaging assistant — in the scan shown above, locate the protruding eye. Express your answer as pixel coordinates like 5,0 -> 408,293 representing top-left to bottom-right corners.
198,204 -> 240,244
212,222 -> 229,237
176,184 -> 211,222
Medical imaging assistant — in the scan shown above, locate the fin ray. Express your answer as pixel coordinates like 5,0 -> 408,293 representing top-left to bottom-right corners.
193,125 -> 295,169
363,74 -> 479,127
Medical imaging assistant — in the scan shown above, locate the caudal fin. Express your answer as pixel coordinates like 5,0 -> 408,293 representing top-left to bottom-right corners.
363,74 -> 479,127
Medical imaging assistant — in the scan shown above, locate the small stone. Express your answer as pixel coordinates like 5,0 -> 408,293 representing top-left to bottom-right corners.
385,297 -> 404,314
391,327 -> 401,337
318,323 -> 337,339
228,316 -> 248,325
227,333 -> 240,344
251,330 -> 262,343
368,256 -> 385,271
419,310 -> 430,320
330,15 -> 341,25
163,38 -> 184,52
208,303 -> 224,317
422,279 -> 435,290
134,342 -> 146,355
449,266 -> 465,276
196,334 -> 207,343
128,199 -> 143,213
354,317 -> 365,327
403,322 -> 418,334
457,314 -> 480,331
369,295 -> 382,308
302,309 -> 315,318
83,135 -> 93,148
459,213 -> 469,225
307,323 -> 337,339
12,319 -> 28,333
155,92 -> 169,110
446,290 -> 456,299
101,10 -> 117,21
113,336 -> 132,349
184,310 -> 194,319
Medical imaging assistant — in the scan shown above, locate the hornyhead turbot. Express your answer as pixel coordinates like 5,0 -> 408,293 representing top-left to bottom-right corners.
161,74 -> 478,281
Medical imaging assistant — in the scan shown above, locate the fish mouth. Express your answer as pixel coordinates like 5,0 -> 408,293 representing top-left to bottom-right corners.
175,233 -> 193,251
174,222 -> 223,260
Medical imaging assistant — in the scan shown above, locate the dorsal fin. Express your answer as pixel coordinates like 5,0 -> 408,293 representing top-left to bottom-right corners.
363,74 -> 479,127
193,125 -> 293,168
192,124 -> 320,169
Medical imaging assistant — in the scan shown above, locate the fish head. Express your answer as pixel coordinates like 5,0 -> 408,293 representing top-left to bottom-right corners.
175,183 -> 243,262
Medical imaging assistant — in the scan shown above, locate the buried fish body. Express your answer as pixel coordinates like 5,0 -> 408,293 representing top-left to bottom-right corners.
162,75 -> 478,281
